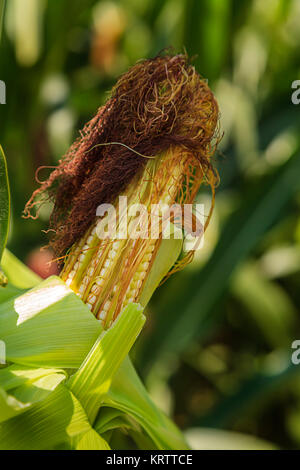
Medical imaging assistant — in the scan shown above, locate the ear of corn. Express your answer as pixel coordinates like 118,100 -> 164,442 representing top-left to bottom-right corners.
24,54 -> 219,328
60,146 -> 204,327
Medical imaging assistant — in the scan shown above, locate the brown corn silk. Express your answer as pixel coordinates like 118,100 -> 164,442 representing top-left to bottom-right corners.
24,53 -> 220,327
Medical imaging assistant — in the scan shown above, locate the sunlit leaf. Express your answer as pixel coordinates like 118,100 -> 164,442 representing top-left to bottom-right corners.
95,407 -> 136,435
0,385 -> 91,450
0,276 -> 102,368
76,429 -> 110,450
101,356 -> 189,450
0,371 -> 66,423
68,303 -> 145,423
0,363 -> 66,391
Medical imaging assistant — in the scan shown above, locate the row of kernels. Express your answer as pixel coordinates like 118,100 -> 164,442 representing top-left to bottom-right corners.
122,241 -> 156,304
97,299 -> 111,321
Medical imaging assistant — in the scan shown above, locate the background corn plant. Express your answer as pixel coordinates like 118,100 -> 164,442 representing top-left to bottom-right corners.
1,0 -> 300,449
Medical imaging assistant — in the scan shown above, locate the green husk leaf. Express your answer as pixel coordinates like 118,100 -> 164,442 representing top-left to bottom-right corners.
102,356 -> 189,450
0,369 -> 66,423
0,364 -> 66,391
0,384 -> 92,450
75,429 -> 111,450
95,407 -> 157,449
0,276 -> 102,368
95,407 -> 140,435
0,388 -> 32,422
139,235 -> 183,307
128,429 -> 158,450
68,303 -> 145,423
1,249 -> 41,289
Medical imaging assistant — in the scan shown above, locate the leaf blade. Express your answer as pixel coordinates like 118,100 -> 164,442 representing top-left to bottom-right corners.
68,303 -> 145,423
0,146 -> 10,286
0,276 -> 103,368
101,357 -> 189,450
1,249 -> 41,289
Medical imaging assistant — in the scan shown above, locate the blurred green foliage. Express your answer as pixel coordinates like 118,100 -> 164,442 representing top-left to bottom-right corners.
0,0 -> 300,449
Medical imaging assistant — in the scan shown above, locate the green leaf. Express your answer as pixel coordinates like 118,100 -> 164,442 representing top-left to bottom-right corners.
184,0 -> 230,81
0,371 -> 111,450
1,249 -> 41,289
0,384 -> 92,450
95,407 -> 137,434
0,146 -> 10,284
0,388 -> 32,423
76,429 -> 110,450
0,368 -> 66,423
0,282 -> 24,304
68,303 -> 145,423
128,429 -> 158,450
101,356 -> 189,450
95,407 -> 157,449
0,276 -> 103,368
0,363 -> 66,391
231,261 -> 297,348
